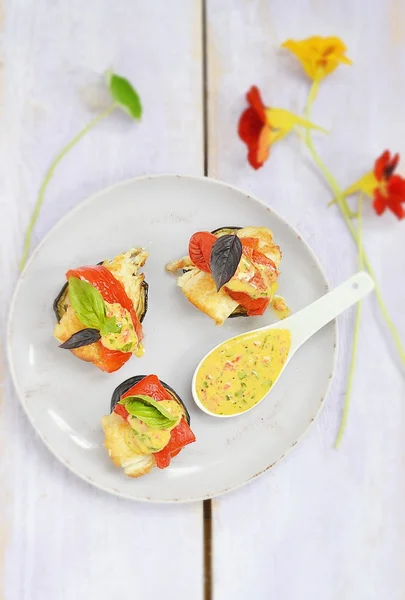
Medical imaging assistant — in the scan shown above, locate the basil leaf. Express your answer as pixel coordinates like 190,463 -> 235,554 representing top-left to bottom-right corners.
120,342 -> 133,353
107,72 -> 142,120
100,316 -> 120,335
68,277 -> 106,329
125,402 -> 177,429
59,328 -> 101,349
120,394 -> 179,430
68,277 -> 120,335
210,234 -> 243,291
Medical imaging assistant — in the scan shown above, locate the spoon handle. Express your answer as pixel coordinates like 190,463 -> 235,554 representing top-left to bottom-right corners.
287,271 -> 374,349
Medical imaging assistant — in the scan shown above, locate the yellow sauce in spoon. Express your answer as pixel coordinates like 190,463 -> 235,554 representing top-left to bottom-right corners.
196,329 -> 291,416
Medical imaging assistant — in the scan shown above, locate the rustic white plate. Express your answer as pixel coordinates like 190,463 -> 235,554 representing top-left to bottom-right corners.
7,175 -> 337,502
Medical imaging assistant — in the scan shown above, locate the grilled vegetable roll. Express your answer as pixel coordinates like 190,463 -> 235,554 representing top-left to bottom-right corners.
166,226 -> 289,325
102,374 -> 196,477
53,247 -> 148,373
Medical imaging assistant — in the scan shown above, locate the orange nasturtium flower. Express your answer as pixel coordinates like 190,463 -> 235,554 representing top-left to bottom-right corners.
238,86 -> 325,169
282,36 -> 352,82
342,150 -> 405,220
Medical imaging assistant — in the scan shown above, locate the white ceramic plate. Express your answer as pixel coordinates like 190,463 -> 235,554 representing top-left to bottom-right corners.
8,175 -> 337,503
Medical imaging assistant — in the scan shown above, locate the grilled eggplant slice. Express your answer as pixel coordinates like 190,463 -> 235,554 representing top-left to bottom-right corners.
111,375 -> 191,425
137,281 -> 149,323
211,226 -> 242,236
53,267 -> 149,324
228,304 -> 250,318
53,282 -> 69,322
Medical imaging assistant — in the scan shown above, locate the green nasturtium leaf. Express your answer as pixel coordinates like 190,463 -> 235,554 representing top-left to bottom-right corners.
107,72 -> 142,120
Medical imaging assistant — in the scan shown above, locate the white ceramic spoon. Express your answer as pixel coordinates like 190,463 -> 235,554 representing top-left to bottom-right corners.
192,271 -> 375,418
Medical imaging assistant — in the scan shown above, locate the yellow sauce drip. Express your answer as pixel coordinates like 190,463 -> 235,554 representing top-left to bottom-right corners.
270,295 -> 291,319
100,302 -> 139,353
196,329 -> 291,415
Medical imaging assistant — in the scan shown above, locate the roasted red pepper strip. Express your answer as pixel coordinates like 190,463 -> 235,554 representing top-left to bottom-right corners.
118,374 -> 196,468
121,374 -> 171,401
225,238 -> 277,315
225,289 -> 269,316
154,418 -> 196,469
188,232 -> 217,272
113,402 -> 129,420
251,250 -> 277,271
239,237 -> 259,250
115,374 -> 170,418
239,245 -> 275,295
95,347 -> 131,373
241,238 -> 278,271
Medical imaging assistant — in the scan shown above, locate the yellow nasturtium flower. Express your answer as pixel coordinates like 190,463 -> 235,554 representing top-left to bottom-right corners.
281,36 -> 352,82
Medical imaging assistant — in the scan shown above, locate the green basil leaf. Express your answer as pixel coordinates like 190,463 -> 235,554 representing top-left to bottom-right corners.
69,277 -> 121,335
100,315 -> 121,335
68,277 -> 106,329
120,342 -> 133,353
107,72 -> 142,120
126,401 -> 176,429
120,394 -> 179,430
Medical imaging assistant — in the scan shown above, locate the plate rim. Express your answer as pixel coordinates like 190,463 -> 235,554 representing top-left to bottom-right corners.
7,173 -> 338,503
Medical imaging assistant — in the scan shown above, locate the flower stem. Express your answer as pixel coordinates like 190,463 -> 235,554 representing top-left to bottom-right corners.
305,80 -> 320,132
19,103 -> 118,271
334,195 -> 364,448
303,83 -> 405,365
304,81 -> 352,218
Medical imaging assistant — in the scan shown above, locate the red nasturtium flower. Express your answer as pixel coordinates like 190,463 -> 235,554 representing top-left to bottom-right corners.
238,86 -> 270,169
343,150 -> 405,219
238,85 -> 325,170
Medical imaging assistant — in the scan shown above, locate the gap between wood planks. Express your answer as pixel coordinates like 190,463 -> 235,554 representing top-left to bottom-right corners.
201,1 -> 212,599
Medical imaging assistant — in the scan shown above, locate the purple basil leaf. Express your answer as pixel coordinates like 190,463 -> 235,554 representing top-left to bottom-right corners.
210,234 -> 242,291
59,328 -> 101,350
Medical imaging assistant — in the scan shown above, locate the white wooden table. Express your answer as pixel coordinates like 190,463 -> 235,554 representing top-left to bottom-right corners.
1,1 -> 405,598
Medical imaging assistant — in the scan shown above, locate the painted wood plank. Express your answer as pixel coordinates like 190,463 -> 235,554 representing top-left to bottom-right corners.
0,1 -> 204,599
206,0 -> 405,598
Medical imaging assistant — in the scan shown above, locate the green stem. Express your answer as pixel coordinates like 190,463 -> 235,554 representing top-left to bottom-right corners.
19,103 -> 118,271
305,80 -> 320,140
303,83 -> 405,365
304,81 -> 353,219
335,195 -> 364,448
